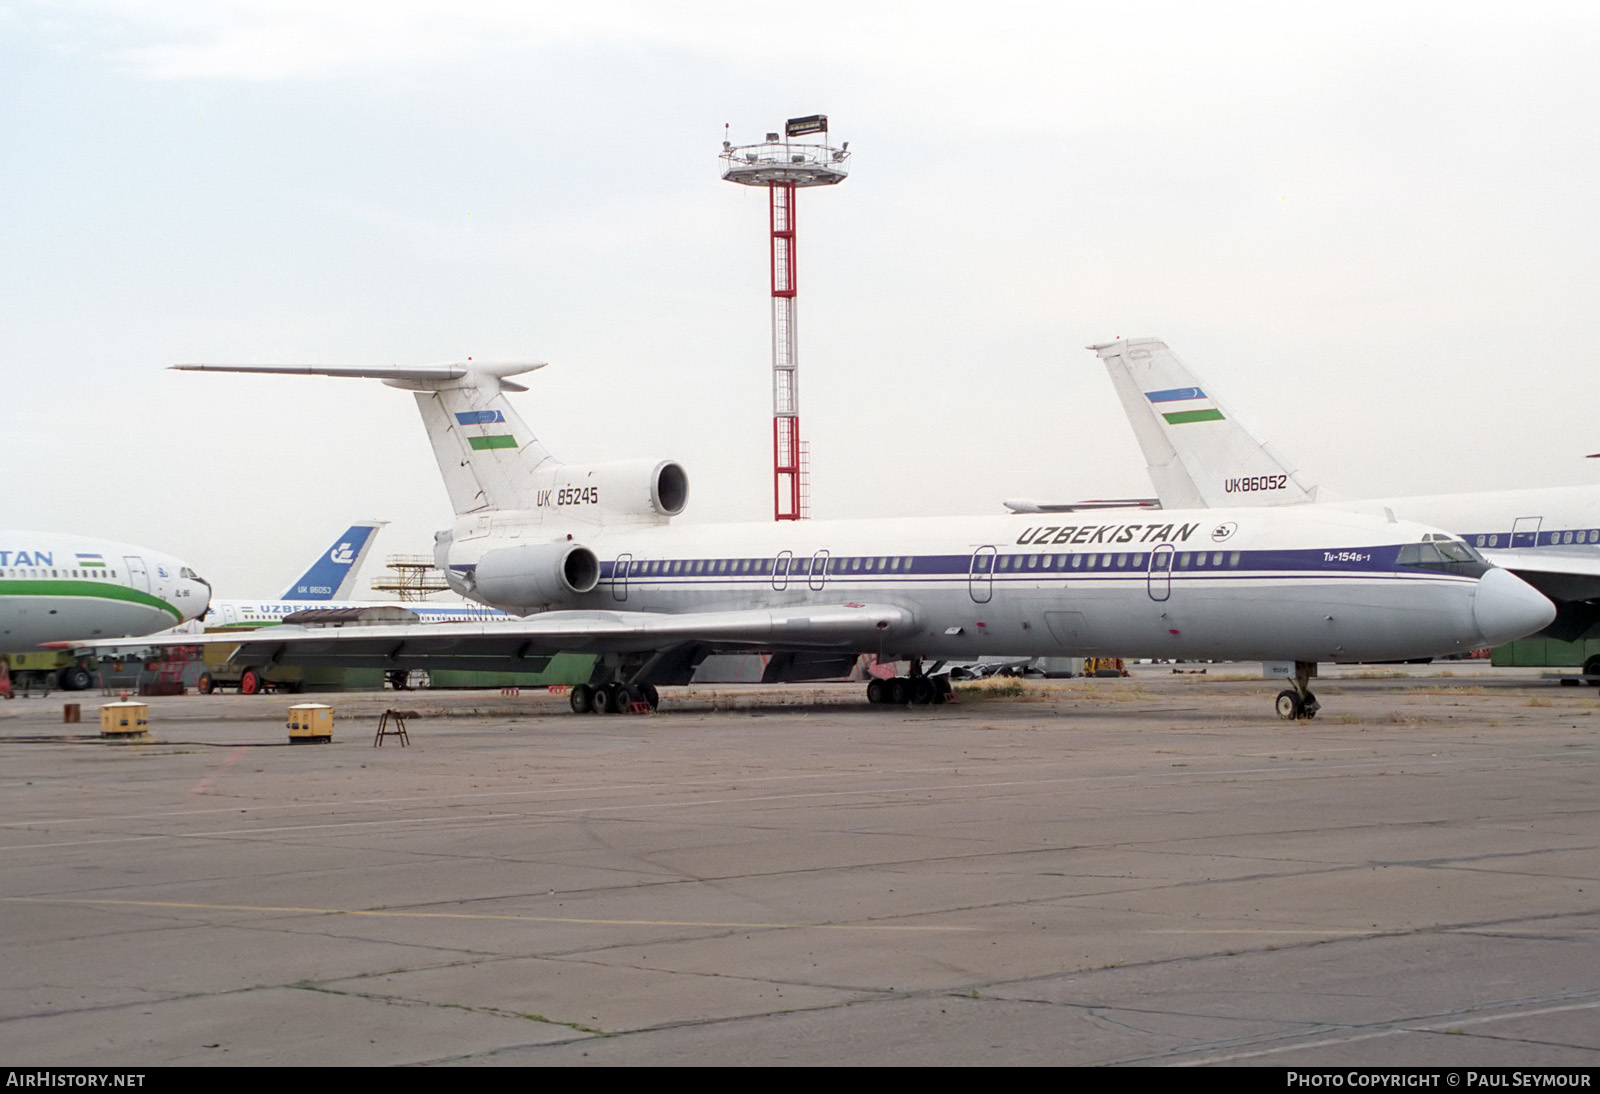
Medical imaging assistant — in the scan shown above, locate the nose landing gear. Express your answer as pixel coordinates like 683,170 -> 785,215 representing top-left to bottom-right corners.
1274,661 -> 1320,720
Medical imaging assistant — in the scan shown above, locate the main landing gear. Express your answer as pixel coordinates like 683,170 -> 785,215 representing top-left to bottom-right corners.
569,681 -> 659,715
1274,660 -> 1320,721
865,661 -> 953,707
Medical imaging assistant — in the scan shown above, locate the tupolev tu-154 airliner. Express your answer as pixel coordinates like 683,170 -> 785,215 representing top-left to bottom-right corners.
130,357 -> 1555,720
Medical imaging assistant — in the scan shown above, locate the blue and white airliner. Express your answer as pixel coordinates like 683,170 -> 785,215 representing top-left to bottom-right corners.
131,356 -> 1556,720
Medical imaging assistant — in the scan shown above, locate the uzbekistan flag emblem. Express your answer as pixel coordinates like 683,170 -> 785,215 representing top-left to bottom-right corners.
1144,387 -> 1224,425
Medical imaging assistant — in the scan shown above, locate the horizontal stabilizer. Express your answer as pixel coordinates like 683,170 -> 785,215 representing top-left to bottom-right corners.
173,360 -> 557,512
173,362 -> 545,392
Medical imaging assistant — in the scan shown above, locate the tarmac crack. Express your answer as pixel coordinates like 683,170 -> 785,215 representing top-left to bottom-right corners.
288,982 -> 608,1035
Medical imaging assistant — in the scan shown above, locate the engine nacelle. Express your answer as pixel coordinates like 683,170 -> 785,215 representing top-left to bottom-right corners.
528,459 -> 689,522
471,542 -> 600,610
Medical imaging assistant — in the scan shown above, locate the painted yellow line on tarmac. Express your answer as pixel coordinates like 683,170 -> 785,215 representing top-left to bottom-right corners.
5,896 -> 974,932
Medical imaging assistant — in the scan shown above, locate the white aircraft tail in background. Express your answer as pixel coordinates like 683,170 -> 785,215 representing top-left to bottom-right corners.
1091,339 -> 1322,509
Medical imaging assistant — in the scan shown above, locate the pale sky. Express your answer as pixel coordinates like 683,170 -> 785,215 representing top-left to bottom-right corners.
4,1 -> 1598,595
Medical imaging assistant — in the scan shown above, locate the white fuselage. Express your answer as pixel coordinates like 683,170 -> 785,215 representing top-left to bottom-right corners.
203,598 -> 506,631
437,506 -> 1552,664
1364,485 -> 1600,554
0,533 -> 212,651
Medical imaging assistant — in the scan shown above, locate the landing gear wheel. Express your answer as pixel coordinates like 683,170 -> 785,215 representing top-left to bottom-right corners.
610,683 -> 636,712
638,683 -> 660,710
1275,689 -> 1305,720
594,683 -> 627,714
569,684 -> 594,714
888,678 -> 910,706
866,678 -> 887,705
61,666 -> 91,691
197,672 -> 215,695
239,668 -> 264,696
1585,656 -> 1600,685
1301,690 -> 1320,718
909,675 -> 936,705
933,677 -> 953,704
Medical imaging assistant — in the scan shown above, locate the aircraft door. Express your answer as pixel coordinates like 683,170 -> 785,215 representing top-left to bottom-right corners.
772,550 -> 793,591
808,551 -> 830,591
1512,517 -> 1543,549
969,546 -> 996,603
123,556 -> 150,593
1147,545 -> 1173,602
612,553 -> 632,602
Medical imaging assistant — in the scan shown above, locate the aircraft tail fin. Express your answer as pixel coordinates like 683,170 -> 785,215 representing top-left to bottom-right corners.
1088,339 -> 1319,508
173,362 -> 557,513
283,521 -> 387,600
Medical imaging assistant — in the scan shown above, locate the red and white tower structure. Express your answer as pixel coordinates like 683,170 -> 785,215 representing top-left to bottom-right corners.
720,115 -> 850,520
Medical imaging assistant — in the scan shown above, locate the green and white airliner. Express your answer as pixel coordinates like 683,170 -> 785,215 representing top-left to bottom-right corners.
0,533 -> 212,650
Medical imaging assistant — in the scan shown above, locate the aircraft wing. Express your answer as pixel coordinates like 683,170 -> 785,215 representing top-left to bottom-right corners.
1482,549 -> 1600,603
62,603 -> 919,675
1004,497 -> 1160,513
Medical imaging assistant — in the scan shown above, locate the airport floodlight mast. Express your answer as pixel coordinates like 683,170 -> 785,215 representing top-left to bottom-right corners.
720,114 -> 851,521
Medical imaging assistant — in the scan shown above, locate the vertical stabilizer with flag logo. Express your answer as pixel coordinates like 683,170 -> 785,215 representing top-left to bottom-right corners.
1090,339 -> 1320,509
404,366 -> 559,514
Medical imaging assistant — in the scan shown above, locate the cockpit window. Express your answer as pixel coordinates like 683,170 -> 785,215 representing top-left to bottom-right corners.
1397,537 -> 1490,577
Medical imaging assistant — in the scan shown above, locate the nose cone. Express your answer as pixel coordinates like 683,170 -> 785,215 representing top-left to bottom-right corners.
187,580 -> 213,623
1473,567 -> 1556,645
